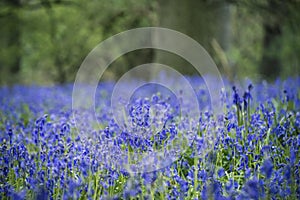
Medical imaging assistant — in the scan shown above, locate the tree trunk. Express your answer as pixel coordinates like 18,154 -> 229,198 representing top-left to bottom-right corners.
1,0 -> 22,85
9,15 -> 21,76
154,0 -> 232,75
260,19 -> 282,80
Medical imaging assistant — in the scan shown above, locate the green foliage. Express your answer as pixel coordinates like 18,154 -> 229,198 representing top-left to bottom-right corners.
0,0 -> 299,85
0,0 -> 156,85
227,6 -> 264,80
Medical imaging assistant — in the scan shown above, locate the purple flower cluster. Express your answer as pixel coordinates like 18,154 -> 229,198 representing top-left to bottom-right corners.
0,77 -> 299,199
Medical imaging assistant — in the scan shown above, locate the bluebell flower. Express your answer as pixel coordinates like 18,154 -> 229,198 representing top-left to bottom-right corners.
232,86 -> 242,110
260,158 -> 273,179
270,183 -> 279,195
290,148 -> 296,166
225,179 -> 233,193
243,178 -> 260,200
245,168 -> 251,179
8,189 -> 26,200
178,179 -> 189,194
201,184 -> 208,200
198,170 -> 207,182
284,165 -> 291,181
36,187 -> 49,200
217,167 -> 225,178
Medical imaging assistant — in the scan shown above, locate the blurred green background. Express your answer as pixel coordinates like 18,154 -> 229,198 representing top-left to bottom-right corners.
0,0 -> 299,85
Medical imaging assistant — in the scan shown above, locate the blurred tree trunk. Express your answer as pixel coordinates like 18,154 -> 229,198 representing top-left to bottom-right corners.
0,0 -> 78,85
0,0 -> 22,85
154,0 -> 232,75
260,21 -> 282,80
227,0 -> 297,80
45,6 -> 67,84
8,11 -> 21,77
259,1 -> 283,80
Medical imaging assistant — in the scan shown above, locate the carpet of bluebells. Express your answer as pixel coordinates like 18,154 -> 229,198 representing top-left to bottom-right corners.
0,76 -> 299,200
